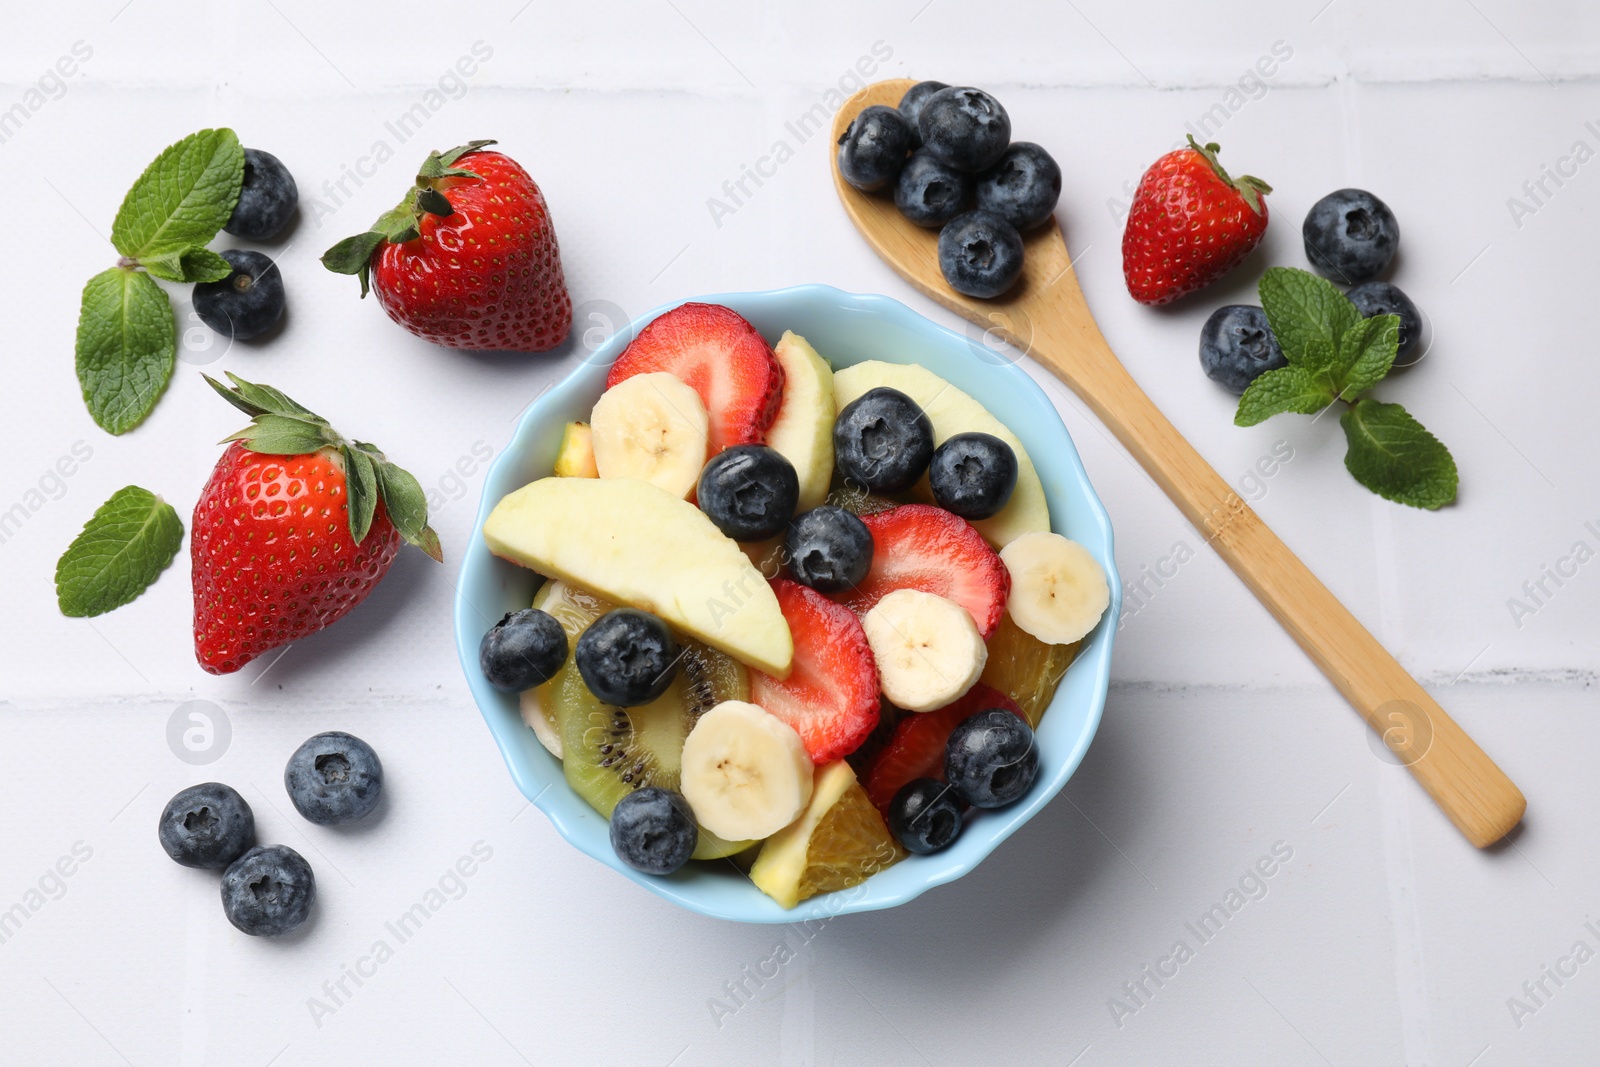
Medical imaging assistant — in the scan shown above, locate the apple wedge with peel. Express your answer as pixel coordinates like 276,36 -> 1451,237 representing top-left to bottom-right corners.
832,361 -> 1050,548
484,476 -> 793,678
766,331 -> 836,513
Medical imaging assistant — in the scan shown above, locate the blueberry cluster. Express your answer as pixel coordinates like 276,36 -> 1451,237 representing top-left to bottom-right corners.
1200,189 -> 1424,393
785,387 -> 1016,595
157,731 -> 383,937
837,82 -> 1061,300
192,148 -> 298,341
888,709 -> 1041,855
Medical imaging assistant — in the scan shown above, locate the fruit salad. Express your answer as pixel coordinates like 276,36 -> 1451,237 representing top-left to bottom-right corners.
479,302 -> 1110,908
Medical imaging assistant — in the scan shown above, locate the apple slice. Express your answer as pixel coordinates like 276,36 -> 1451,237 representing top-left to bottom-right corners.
484,476 -> 793,678
832,361 -> 1050,548
765,331 -> 836,512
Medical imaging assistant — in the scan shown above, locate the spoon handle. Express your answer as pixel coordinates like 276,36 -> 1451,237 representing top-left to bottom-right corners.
1026,317 -> 1524,847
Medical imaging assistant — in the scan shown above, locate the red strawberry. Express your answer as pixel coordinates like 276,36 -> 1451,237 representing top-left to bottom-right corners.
837,504 -> 1009,639
1121,136 -> 1271,306
865,684 -> 1023,813
191,374 -> 442,675
322,140 -> 571,352
605,303 -> 784,453
750,579 -> 880,764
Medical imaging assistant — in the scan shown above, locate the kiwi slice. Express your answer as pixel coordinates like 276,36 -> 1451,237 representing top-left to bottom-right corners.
542,583 -> 752,859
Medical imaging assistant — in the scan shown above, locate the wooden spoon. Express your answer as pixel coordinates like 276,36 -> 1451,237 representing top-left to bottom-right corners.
832,79 -> 1524,847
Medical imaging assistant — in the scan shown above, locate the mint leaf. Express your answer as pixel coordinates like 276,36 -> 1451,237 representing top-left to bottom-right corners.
143,247 -> 234,284
1340,399 -> 1458,508
111,129 -> 243,261
75,268 -> 177,435
55,486 -> 183,617
1259,267 -> 1360,367
1335,314 -> 1399,400
1234,365 -> 1337,426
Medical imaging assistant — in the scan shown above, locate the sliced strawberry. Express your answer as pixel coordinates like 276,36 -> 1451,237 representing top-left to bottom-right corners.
605,303 -> 784,453
837,504 -> 1009,639
751,579 -> 880,764
865,684 -> 1023,813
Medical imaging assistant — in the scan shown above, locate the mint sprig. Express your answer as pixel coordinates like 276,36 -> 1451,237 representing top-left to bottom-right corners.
1235,267 -> 1457,509
205,372 -> 444,562
75,129 -> 245,435
55,485 -> 184,617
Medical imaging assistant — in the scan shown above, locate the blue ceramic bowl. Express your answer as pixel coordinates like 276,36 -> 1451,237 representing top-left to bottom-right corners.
455,285 -> 1120,923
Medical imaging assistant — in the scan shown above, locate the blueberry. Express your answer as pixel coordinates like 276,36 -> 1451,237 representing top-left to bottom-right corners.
697,445 -> 799,542
785,506 -> 874,593
894,149 -> 973,228
938,209 -> 1024,299
975,142 -> 1061,231
945,709 -> 1039,808
929,432 -> 1017,519
1198,305 -> 1287,394
833,387 -> 935,494
193,249 -> 285,341
220,845 -> 315,936
284,731 -> 384,826
917,87 -> 1010,173
609,787 -> 698,875
897,80 -> 948,148
576,609 -> 679,707
225,148 -> 298,241
1347,281 -> 1423,366
480,608 -> 568,691
837,105 -> 913,193
158,783 -> 255,870
887,777 -> 965,854
1302,188 -> 1399,284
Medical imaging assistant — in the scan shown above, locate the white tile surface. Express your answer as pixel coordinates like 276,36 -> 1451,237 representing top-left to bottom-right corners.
1,1 -> 1596,1063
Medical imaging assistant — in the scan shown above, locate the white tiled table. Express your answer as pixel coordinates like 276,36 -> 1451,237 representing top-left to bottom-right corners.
3,2 -> 1597,1063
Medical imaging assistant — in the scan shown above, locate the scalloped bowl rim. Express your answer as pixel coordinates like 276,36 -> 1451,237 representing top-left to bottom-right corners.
454,284 -> 1120,923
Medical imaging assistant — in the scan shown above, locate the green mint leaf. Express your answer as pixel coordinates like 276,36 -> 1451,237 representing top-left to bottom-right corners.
111,129 -> 244,261
1259,267 -> 1360,368
55,486 -> 183,617
343,445 -> 378,545
1340,399 -> 1459,509
75,268 -> 177,435
142,247 -> 234,284
375,460 -> 443,562
1234,365 -> 1337,427
226,413 -> 334,454
1334,314 -> 1400,400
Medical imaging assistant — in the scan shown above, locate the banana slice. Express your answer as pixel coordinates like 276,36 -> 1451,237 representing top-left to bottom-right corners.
590,372 -> 709,498
680,700 -> 814,841
862,588 -> 987,713
999,531 -> 1110,644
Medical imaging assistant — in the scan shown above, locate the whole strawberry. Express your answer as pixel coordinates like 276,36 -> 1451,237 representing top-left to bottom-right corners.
322,140 -> 571,351
191,373 -> 441,674
1122,136 -> 1271,306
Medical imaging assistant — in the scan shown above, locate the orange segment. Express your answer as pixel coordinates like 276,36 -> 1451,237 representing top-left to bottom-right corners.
750,761 -> 906,908
797,777 -> 906,902
979,611 -> 1080,728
